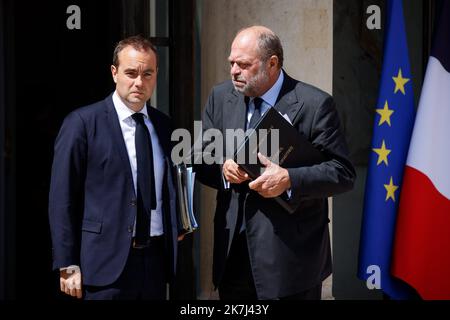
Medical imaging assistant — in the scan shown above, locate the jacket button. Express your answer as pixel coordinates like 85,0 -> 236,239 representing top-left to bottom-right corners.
130,199 -> 137,206
128,226 -> 133,233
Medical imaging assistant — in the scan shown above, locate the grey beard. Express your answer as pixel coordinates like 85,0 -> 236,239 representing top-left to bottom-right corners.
232,69 -> 268,97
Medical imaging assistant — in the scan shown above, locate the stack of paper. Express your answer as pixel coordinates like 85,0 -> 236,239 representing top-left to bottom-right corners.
175,163 -> 198,234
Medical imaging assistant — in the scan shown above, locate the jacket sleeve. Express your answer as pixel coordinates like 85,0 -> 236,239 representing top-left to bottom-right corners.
286,96 -> 356,205
48,111 -> 87,270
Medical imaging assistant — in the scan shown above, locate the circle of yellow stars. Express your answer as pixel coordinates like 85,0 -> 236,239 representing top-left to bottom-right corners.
373,68 -> 410,202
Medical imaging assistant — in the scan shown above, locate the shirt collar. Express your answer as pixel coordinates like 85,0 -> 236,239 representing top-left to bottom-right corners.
259,70 -> 284,107
112,91 -> 149,122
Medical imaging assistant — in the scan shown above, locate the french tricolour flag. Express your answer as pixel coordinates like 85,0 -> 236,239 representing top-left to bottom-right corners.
392,0 -> 450,300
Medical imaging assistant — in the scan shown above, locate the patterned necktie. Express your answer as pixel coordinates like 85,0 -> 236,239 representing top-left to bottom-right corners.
131,112 -> 156,246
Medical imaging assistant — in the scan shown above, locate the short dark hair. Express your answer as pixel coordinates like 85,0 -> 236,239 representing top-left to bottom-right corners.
257,32 -> 284,68
112,35 -> 158,67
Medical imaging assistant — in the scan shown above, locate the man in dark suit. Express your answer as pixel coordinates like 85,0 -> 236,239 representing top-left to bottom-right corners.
48,36 -> 179,300
196,26 -> 355,300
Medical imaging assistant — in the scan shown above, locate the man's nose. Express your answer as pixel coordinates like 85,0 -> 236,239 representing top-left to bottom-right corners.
134,75 -> 143,86
230,63 -> 240,76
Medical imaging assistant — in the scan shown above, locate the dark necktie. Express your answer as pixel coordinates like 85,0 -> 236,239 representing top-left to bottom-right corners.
237,97 -> 264,234
248,97 -> 263,129
132,112 -> 156,246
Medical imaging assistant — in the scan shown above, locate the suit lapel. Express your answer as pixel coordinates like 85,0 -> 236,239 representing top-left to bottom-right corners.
222,74 -> 304,130
223,91 -> 247,131
274,72 -> 304,125
222,91 -> 247,158
147,106 -> 171,160
105,95 -> 135,184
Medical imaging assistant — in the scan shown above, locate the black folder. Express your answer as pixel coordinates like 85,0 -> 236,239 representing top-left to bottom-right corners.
234,107 -> 326,213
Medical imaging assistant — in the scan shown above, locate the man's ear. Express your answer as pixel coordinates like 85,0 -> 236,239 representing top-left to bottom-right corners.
269,55 -> 279,69
111,65 -> 118,83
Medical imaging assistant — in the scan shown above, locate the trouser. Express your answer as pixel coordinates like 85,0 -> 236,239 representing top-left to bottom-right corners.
84,236 -> 166,300
218,232 -> 322,300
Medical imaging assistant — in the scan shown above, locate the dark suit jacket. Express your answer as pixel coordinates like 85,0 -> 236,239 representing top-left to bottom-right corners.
48,94 -> 178,287
196,72 -> 355,299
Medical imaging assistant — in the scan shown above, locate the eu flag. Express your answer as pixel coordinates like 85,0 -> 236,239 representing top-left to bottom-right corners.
357,0 -> 416,299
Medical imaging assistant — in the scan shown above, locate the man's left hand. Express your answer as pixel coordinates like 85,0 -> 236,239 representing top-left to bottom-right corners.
248,153 -> 291,198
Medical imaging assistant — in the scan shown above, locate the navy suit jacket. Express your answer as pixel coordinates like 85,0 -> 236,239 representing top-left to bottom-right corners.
49,94 -> 178,287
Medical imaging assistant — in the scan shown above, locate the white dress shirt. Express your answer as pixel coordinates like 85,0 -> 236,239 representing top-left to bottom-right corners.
113,91 -> 164,236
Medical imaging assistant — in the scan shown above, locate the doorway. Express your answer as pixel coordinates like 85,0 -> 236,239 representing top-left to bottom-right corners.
4,0 -> 196,299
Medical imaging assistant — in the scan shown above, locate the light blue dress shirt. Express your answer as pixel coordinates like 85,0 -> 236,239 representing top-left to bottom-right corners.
246,70 -> 284,128
224,70 -> 291,197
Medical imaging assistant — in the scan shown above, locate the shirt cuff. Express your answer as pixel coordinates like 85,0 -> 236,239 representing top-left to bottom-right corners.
222,173 -> 230,189
60,265 -> 80,272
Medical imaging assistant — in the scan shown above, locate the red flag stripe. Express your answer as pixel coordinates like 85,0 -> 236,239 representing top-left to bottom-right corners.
392,166 -> 450,299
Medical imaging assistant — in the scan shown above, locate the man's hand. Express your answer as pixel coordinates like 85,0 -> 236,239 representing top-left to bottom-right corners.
223,159 -> 251,184
60,266 -> 83,299
248,153 -> 291,198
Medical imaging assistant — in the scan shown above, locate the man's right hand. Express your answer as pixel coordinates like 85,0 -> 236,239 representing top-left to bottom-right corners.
60,266 -> 83,299
223,159 -> 251,184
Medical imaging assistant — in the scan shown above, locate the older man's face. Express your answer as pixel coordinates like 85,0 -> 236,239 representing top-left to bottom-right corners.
228,33 -> 269,97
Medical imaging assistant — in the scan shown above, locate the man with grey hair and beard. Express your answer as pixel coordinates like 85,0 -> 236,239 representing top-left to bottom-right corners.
195,26 -> 355,300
